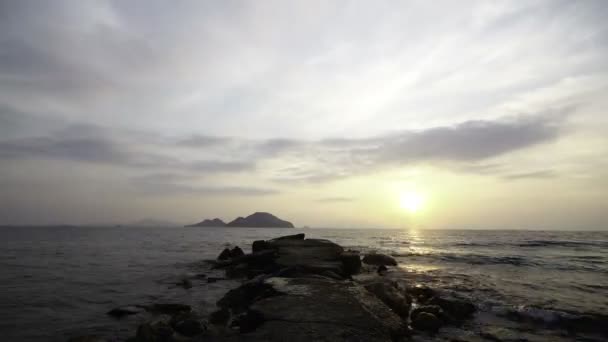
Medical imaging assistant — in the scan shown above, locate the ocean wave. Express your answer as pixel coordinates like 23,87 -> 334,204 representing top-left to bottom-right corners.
498,305 -> 608,335
393,252 -> 537,266
517,240 -> 608,248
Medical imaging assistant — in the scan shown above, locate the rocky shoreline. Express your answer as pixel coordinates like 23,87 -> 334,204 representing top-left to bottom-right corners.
71,233 -> 484,341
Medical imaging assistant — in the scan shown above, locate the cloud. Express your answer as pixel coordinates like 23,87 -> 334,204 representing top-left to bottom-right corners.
503,170 -> 557,180
131,179 -> 279,196
316,197 -> 355,203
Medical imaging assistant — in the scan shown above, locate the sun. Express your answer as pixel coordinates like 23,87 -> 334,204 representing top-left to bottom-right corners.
400,191 -> 425,213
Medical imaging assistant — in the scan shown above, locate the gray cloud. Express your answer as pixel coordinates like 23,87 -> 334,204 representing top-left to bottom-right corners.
131,180 -> 279,197
316,197 -> 355,203
503,170 -> 557,180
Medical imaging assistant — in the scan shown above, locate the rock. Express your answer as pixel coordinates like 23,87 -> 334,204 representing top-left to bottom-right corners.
136,320 -> 174,342
173,319 -> 204,337
67,336 -> 107,342
149,303 -> 191,315
218,248 -> 232,260
226,212 -> 294,228
252,240 -> 270,253
340,251 -> 362,275
107,305 -> 144,318
411,312 -> 442,332
364,282 -> 411,318
407,284 -> 436,303
243,277 -> 407,341
176,278 -> 192,289
377,265 -> 388,274
217,280 -> 280,312
411,305 -> 444,321
185,218 -> 226,227
428,296 -> 476,319
209,308 -> 231,326
270,233 -> 305,241
207,277 -> 223,283
232,309 -> 265,333
231,246 -> 245,258
362,253 -> 397,266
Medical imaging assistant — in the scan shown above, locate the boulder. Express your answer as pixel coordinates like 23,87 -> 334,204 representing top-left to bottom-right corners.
218,248 -> 232,260
377,265 -> 388,274
217,280 -> 280,312
428,296 -> 476,319
411,305 -> 444,321
270,233 -> 305,241
67,336 -> 107,342
209,308 -> 231,326
364,282 -> 411,318
231,246 -> 245,258
107,305 -> 144,318
340,251 -> 362,275
149,303 -> 191,315
407,284 -> 436,303
411,312 -> 442,332
173,319 -> 204,337
362,253 -> 397,266
136,319 -> 173,342
252,240 -> 270,253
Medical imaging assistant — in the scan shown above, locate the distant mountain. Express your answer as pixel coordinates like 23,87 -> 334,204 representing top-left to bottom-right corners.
184,218 -> 226,228
226,212 -> 294,228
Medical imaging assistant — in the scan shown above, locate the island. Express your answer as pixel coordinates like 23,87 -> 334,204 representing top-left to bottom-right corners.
185,212 -> 294,228
184,218 -> 226,227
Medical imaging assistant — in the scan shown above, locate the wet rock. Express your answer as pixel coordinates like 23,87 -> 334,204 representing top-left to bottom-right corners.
364,281 -> 411,318
244,277 -> 407,341
207,277 -> 224,283
252,240 -> 270,253
136,320 -> 173,342
232,309 -> 265,333
173,318 -> 204,337
107,305 -> 144,318
411,312 -> 442,332
270,233 -> 305,241
428,296 -> 476,319
231,246 -> 245,258
377,265 -> 388,274
67,336 -> 107,342
149,303 -> 191,315
340,251 -> 362,275
209,308 -> 231,326
407,284 -> 436,303
176,278 -> 192,289
411,305 -> 444,321
362,253 -> 397,266
218,248 -> 232,260
217,280 -> 280,312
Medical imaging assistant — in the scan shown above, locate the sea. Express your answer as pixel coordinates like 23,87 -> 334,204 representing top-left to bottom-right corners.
0,227 -> 607,341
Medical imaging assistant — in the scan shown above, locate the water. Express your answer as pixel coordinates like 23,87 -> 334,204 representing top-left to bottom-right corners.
0,227 -> 607,341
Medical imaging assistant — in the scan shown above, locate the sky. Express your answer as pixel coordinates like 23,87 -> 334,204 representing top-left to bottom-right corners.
1,0 -> 607,229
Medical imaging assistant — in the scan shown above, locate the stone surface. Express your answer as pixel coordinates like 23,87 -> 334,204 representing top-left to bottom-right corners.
149,303 -> 192,315
270,233 -> 305,241
362,253 -> 398,266
67,336 -> 107,342
364,281 -> 411,318
340,251 -> 362,275
209,308 -> 231,326
173,318 -> 204,336
411,312 -> 442,332
107,305 -> 144,318
428,296 -> 475,319
231,246 -> 245,258
218,248 -> 232,260
237,277 -> 407,341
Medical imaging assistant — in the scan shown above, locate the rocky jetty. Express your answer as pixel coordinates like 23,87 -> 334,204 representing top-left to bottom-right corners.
91,233 -> 480,341
226,212 -> 294,228
184,218 -> 226,227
